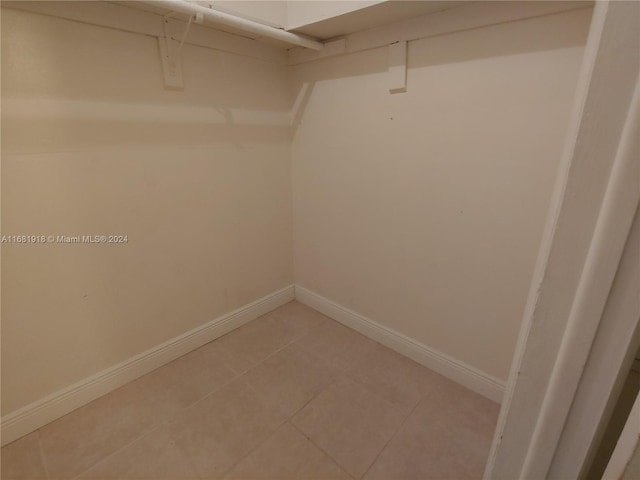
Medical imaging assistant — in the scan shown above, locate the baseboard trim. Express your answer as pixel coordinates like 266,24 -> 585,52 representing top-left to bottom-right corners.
1,285 -> 295,446
294,285 -> 506,404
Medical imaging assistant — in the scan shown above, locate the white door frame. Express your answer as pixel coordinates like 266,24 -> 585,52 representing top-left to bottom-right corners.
484,1 -> 640,478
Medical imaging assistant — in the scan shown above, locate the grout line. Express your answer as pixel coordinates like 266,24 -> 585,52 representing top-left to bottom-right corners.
281,311 -> 428,480
360,396 -> 422,480
289,419 -> 357,480
67,366 -> 244,480
287,372 -> 409,480
227,335 -> 295,375
173,306 -> 322,478
49,385 -> 165,480
69,423 -> 164,480
27,302 -> 303,480
163,373 -> 240,419
176,434 -> 207,480
43,301 -> 484,480
37,304 -> 374,480
350,345 -> 440,478
217,311 -> 351,477
234,322 -> 336,420
242,378 -> 295,422
223,312 -> 327,378
216,396 -> 290,478
137,376 -> 253,480
35,431 -> 52,480
139,305 -> 299,415
66,352 -> 244,479
290,374 -> 345,420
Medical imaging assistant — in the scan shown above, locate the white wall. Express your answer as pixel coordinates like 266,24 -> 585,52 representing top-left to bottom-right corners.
1,7 -> 292,415
291,7 -> 592,381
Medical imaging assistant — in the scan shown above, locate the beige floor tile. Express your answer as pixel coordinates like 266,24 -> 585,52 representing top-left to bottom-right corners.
622,440 -> 640,480
263,301 -> 329,338
12,303 -> 499,480
76,426 -> 199,480
364,380 -> 499,480
216,302 -> 327,374
224,423 -> 351,480
40,382 -> 160,480
134,341 -> 237,421
295,320 -> 378,372
0,431 -> 48,480
215,316 -> 299,374
425,379 -> 500,442
167,379 -> 285,479
346,344 -> 452,413
292,377 -> 406,479
242,343 -> 341,417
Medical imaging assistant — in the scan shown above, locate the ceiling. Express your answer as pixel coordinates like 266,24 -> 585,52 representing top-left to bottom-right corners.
287,1 -> 466,40
113,1 -> 467,45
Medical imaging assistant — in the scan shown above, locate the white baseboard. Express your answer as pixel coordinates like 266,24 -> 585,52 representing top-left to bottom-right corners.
295,285 -> 506,404
1,285 -> 295,446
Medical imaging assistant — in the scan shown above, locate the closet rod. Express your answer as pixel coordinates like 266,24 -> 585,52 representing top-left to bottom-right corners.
142,0 -> 324,51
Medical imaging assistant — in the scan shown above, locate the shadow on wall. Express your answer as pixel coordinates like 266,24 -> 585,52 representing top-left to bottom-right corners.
1,7 -> 290,111
289,81 -> 316,137
288,7 -> 592,102
2,117 -> 292,154
1,6 -> 293,153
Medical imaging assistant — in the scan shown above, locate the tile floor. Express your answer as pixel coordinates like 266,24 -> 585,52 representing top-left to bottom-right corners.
1,301 -> 500,480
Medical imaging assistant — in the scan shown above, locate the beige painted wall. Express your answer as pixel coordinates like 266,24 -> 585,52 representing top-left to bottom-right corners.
1,2 -> 593,417
290,7 -> 592,381
1,7 -> 292,414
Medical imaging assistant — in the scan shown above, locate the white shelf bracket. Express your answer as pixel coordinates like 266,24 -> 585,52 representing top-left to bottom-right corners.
158,13 -> 202,90
388,41 -> 407,94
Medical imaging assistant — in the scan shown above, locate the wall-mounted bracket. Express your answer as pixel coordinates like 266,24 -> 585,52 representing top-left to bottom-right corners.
158,13 -> 202,90
388,40 -> 407,94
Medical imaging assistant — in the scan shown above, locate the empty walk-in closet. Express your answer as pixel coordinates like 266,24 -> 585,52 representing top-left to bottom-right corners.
2,1 -> 639,479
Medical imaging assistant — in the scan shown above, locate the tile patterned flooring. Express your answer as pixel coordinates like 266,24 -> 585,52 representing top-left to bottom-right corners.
1,301 -> 500,480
